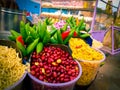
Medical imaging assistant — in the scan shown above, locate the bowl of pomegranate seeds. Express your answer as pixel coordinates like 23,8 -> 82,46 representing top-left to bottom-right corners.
28,44 -> 82,90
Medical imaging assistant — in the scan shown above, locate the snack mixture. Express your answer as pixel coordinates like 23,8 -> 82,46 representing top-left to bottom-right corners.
69,38 -> 105,85
0,45 -> 26,90
69,38 -> 104,61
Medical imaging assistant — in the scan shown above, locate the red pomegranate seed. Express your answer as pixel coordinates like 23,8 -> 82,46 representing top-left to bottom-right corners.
70,76 -> 75,80
39,62 -> 43,67
44,65 -> 48,70
39,70 -> 43,75
39,76 -> 44,80
71,69 -> 76,73
53,72 -> 57,78
31,70 -> 35,75
31,65 -> 36,69
35,68 -> 39,73
64,78 -> 69,82
60,74 -> 64,78
41,55 -> 45,60
72,73 -> 76,76
68,71 -> 72,75
48,58 -> 54,63
60,77 -> 64,82
32,55 -> 35,58
46,69 -> 51,74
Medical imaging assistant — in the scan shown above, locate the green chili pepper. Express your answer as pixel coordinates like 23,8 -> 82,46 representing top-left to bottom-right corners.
75,26 -> 80,35
79,33 -> 90,39
50,28 -> 57,37
16,40 -> 27,57
44,17 -> 49,25
85,28 -> 91,32
42,30 -> 50,45
60,23 -> 68,33
33,24 -> 36,30
53,32 -> 57,40
71,17 -> 76,27
68,16 -> 75,28
63,29 -> 75,44
48,18 -> 54,25
79,23 -> 86,30
25,22 -> 30,36
25,36 -> 34,45
78,18 -> 84,30
26,38 -> 39,55
50,36 -> 58,44
36,42 -> 43,54
29,27 -> 38,39
69,16 -> 73,23
36,22 -> 41,34
69,21 -> 73,28
8,35 -> 16,41
57,30 -> 63,44
10,30 -> 21,39
20,21 -> 27,41
66,17 -> 74,28
39,21 -> 47,40
75,18 -> 84,35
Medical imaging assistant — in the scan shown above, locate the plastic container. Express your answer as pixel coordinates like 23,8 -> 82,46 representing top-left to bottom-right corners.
0,39 -> 27,90
28,44 -> 82,90
76,49 -> 106,86
28,60 -> 82,90
0,39 -> 22,57
5,72 -> 27,90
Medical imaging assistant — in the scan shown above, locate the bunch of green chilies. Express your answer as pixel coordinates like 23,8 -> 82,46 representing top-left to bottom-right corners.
8,17 -> 90,58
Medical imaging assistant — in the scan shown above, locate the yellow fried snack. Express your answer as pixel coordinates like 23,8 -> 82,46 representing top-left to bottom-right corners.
76,61 -> 100,85
69,38 -> 105,85
0,45 -> 26,90
69,38 -> 104,61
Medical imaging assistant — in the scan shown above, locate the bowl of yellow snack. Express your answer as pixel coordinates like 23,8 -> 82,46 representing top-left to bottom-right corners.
0,39 -> 27,90
69,38 -> 106,86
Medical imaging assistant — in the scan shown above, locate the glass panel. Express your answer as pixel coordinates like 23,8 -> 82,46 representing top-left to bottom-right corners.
0,1 -> 26,40
114,29 -> 120,50
102,28 -> 120,50
94,0 -> 118,31
0,0 -> 26,32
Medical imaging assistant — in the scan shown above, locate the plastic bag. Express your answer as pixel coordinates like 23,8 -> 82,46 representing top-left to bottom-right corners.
102,29 -> 118,49
102,30 -> 112,48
